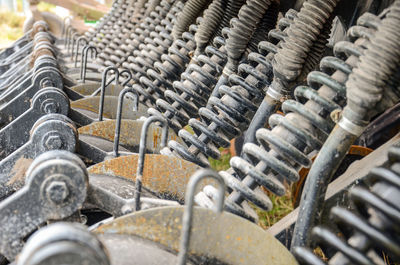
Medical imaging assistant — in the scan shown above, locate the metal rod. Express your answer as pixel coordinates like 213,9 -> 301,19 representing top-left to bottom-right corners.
98,66 -> 119,121
177,169 -> 226,265
134,115 -> 169,211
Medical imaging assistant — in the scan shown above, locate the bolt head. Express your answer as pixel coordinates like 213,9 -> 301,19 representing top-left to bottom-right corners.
46,181 -> 69,204
45,135 -> 62,149
43,102 -> 58,113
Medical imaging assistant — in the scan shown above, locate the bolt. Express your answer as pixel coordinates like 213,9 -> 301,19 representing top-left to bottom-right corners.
42,101 -> 58,113
45,135 -> 63,149
46,181 -> 69,204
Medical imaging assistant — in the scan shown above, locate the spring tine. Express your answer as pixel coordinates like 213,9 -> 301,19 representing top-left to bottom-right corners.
80,45 -> 98,82
134,115 -> 169,211
177,168 -> 225,265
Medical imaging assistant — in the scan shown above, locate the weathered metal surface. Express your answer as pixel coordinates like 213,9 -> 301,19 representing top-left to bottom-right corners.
71,96 -> 148,120
78,120 -> 181,153
269,133 -> 400,248
95,207 -> 298,265
88,154 -> 203,201
70,83 -> 124,96
0,150 -> 88,261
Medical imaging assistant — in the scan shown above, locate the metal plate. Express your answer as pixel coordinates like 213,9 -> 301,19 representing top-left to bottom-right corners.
88,154 -> 203,201
78,120 -> 181,153
95,207 -> 298,265
70,96 -> 148,119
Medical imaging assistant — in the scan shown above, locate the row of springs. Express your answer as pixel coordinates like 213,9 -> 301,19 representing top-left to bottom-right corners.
195,12 -> 382,221
165,4 -> 289,167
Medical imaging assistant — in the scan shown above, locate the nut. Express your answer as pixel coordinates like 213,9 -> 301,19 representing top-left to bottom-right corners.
44,135 -> 63,149
42,101 -> 58,113
46,181 -> 69,204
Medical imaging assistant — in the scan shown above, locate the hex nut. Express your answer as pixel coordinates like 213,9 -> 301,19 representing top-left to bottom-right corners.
44,135 -> 63,149
46,181 -> 69,204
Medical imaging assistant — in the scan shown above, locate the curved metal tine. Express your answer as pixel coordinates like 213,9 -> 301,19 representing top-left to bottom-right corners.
98,66 -> 119,121
177,169 -> 226,265
74,36 -> 88,68
62,17 -> 72,39
70,32 -> 80,56
80,45 -> 98,83
134,115 -> 169,211
112,88 -> 138,157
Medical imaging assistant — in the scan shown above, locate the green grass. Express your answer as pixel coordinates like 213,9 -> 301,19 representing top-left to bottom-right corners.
205,138 -> 294,228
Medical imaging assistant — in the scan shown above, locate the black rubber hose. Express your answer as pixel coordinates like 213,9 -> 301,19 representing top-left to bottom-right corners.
172,0 -> 212,40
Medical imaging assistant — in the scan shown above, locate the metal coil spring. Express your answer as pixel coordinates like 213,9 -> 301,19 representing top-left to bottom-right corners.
113,1 -> 174,65
293,147 -> 400,265
136,23 -> 198,107
197,13 -> 380,220
97,0 -> 151,63
271,0 -> 339,95
224,0 -> 275,73
172,0 -> 211,40
118,1 -> 181,67
128,6 -> 182,80
247,1 -> 279,52
194,0 -> 245,55
163,8 -> 295,167
92,0 -> 130,51
167,43 -> 274,167
152,31 -> 228,133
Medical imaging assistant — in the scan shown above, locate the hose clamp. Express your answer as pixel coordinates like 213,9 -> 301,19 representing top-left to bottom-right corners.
338,116 -> 366,136
266,86 -> 283,101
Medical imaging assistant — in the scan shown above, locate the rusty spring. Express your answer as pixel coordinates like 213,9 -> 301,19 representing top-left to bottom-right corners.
293,146 -> 400,265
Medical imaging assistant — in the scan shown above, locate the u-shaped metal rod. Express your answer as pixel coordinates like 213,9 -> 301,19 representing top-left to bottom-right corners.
74,36 -> 88,68
80,45 -> 97,83
134,115 -> 169,211
70,32 -> 79,55
177,169 -> 225,265
113,85 -> 139,157
98,66 -> 119,121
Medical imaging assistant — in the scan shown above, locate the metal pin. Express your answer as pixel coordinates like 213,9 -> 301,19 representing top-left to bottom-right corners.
177,169 -> 225,265
134,116 -> 169,211
98,66 -> 119,121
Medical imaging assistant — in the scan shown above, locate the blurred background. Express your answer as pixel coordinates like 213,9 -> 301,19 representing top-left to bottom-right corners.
0,0 -> 112,47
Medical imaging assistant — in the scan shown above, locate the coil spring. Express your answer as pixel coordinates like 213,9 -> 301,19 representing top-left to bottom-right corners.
194,0 -> 245,55
152,31 -> 228,133
165,5 -> 295,167
172,0 -> 211,40
166,45 -> 274,167
120,1 -> 183,70
92,0 -> 129,51
97,0 -> 150,65
293,146 -> 400,265
136,23 -> 198,107
197,13 -> 381,220
115,1 -> 173,65
271,0 -> 338,96
128,6 -> 182,81
247,1 -> 279,52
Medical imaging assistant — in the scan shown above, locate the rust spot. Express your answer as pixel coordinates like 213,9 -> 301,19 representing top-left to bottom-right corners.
7,157 -> 33,185
88,154 -> 212,200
